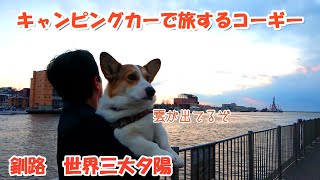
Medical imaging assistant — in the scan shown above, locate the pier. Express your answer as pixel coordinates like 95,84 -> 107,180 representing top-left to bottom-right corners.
165,118 -> 320,180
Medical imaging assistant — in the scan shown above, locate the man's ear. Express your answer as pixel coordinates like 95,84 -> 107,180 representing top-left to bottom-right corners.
100,52 -> 122,81
93,76 -> 101,90
143,59 -> 161,82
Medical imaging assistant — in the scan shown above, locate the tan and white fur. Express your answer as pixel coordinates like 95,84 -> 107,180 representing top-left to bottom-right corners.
96,52 -> 184,168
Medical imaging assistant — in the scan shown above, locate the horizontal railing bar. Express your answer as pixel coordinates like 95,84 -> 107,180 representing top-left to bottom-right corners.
253,127 -> 276,134
179,133 -> 249,151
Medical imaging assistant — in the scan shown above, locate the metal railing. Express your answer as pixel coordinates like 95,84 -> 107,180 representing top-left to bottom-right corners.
164,118 -> 320,180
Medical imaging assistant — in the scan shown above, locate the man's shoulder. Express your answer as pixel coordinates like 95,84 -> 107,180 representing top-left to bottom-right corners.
84,113 -> 113,132
59,102 -> 107,124
93,113 -> 109,124
59,108 -> 110,127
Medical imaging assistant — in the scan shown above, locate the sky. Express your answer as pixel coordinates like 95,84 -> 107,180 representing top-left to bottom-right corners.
0,0 -> 319,112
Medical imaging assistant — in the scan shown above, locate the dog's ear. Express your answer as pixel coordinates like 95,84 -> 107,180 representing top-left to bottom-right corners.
143,59 -> 161,82
100,52 -> 122,81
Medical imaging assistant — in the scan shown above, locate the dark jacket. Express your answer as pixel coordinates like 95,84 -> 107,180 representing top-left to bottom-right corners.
57,101 -> 159,179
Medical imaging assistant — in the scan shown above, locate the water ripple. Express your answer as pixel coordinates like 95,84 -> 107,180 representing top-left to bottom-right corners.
1,112 -> 319,179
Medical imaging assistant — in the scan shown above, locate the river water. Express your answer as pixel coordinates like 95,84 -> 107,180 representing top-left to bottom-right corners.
0,112 -> 319,179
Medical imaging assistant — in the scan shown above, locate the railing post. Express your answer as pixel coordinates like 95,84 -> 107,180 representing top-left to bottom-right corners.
318,118 -> 320,137
171,146 -> 179,180
293,122 -> 298,165
301,120 -> 305,157
297,119 -> 302,159
248,131 -> 254,180
277,126 -> 282,179
315,119 -> 320,138
312,119 -> 315,142
213,142 -> 216,180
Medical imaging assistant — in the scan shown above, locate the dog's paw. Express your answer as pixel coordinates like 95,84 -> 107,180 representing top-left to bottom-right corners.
171,155 -> 184,168
152,149 -> 184,168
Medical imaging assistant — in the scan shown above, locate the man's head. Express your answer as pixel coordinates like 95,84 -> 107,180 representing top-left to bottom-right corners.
46,50 -> 103,108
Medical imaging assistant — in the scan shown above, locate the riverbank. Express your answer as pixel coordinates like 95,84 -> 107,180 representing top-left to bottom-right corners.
27,109 -> 61,114
0,110 -> 27,115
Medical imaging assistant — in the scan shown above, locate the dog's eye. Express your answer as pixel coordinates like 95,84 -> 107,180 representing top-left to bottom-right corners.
128,74 -> 138,80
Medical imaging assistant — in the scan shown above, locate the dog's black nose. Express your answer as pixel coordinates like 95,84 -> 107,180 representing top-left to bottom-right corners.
145,87 -> 156,98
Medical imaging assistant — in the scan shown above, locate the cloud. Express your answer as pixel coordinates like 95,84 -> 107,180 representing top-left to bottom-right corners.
0,28 -> 305,97
198,101 -> 213,106
242,97 -> 264,107
296,65 -> 308,74
311,64 -> 320,72
293,64 -> 320,74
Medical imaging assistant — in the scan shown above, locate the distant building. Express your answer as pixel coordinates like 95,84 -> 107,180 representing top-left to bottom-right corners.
0,87 -> 16,95
220,103 -> 257,112
8,96 -> 28,109
18,88 -> 30,98
0,87 -> 12,92
173,93 -> 199,109
29,70 -> 63,110
0,94 -> 9,108
222,103 -> 237,110
0,87 -> 30,109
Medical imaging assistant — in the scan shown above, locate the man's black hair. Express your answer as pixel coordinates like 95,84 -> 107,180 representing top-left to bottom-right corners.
46,49 -> 101,103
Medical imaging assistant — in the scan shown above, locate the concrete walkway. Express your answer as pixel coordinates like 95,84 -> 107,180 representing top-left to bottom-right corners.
282,138 -> 320,180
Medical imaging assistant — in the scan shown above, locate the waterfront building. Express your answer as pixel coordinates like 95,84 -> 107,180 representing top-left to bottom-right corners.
18,88 -> 30,99
29,70 -> 63,110
222,103 -> 237,110
8,95 -> 28,109
0,94 -> 9,108
173,93 -> 199,109
0,87 -> 29,109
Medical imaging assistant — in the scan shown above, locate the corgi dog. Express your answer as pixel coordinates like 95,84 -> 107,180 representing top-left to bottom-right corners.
96,52 -> 184,168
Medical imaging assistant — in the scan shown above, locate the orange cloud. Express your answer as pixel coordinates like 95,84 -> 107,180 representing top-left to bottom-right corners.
311,65 -> 320,72
199,101 -> 213,106
296,65 -> 308,74
242,97 -> 263,106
